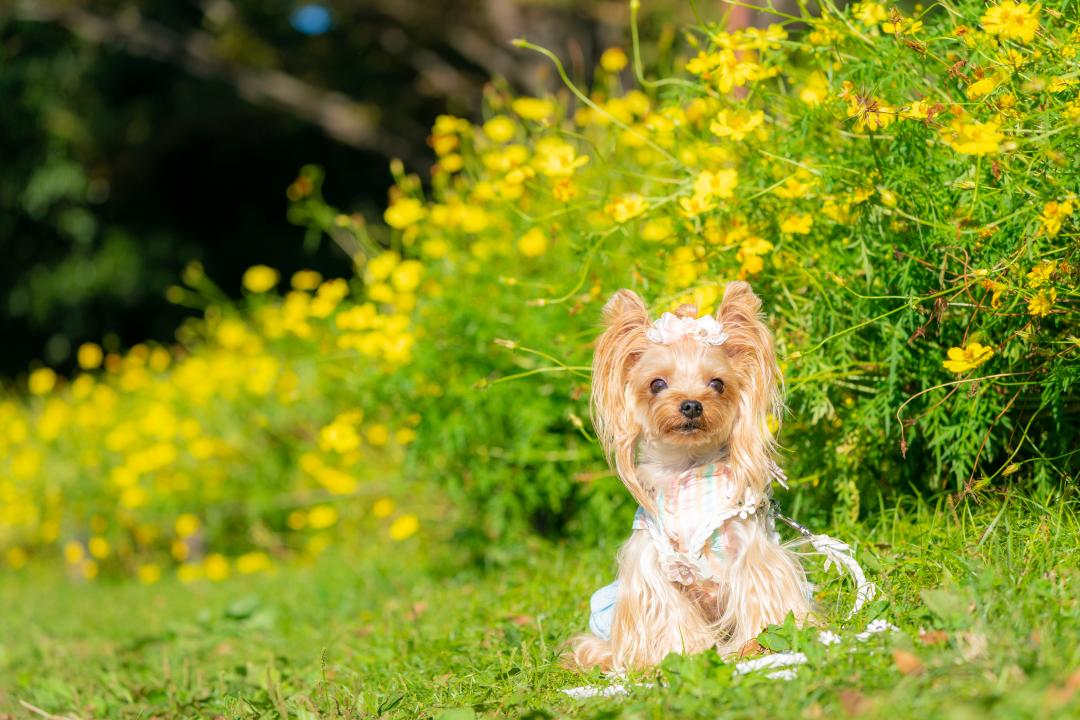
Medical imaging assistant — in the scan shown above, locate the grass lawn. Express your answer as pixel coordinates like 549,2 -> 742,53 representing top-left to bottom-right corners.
1,491 -> 1078,719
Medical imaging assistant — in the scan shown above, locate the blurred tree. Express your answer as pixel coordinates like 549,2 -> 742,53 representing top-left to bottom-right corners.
2,0 -> 677,375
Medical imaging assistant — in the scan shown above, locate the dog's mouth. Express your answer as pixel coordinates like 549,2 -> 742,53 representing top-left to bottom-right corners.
676,421 -> 704,433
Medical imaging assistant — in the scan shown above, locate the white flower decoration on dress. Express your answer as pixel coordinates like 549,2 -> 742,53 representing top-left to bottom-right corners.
646,313 -> 729,346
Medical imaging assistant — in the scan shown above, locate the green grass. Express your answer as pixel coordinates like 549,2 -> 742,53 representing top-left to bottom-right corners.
2,490 -> 1078,719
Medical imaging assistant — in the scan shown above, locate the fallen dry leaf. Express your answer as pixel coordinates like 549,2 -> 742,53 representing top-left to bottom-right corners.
918,629 -> 949,646
839,689 -> 872,716
892,649 -> 925,675
738,638 -> 765,657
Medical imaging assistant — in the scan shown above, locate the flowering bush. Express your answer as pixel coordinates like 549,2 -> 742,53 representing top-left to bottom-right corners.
0,262 -> 424,579
366,0 -> 1078,536
2,1 -> 1078,576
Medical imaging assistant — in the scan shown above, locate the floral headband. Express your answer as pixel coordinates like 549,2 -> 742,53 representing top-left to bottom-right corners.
646,312 -> 728,346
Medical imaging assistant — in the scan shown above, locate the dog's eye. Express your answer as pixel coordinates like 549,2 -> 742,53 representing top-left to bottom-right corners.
650,378 -> 667,394
709,378 -> 725,393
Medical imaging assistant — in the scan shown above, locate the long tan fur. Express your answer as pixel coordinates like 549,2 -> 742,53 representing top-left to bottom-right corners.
567,281 -> 808,672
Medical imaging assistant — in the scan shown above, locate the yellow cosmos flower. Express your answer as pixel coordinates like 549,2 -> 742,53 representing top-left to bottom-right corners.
852,2 -> 888,26
77,343 -> 104,370
780,213 -> 814,234
532,138 -> 589,177
204,554 -> 230,581
943,342 -> 994,373
384,197 -> 426,229
552,178 -> 577,203
372,498 -> 395,518
291,269 -> 323,291
242,265 -> 280,293
236,552 -> 272,575
518,227 -> 549,257
1025,260 -> 1057,288
982,279 -> 1007,309
308,504 -> 339,529
709,109 -> 765,142
604,193 -> 648,223
600,47 -> 629,73
511,97 -> 556,121
966,75 -> 1002,99
981,1 -> 1040,44
1039,200 -> 1073,237
389,513 -> 420,541
799,72 -> 830,107
137,563 -> 162,584
28,367 -> 57,395
941,119 -> 1004,155
483,115 -> 516,143
694,169 -> 739,200
175,513 -> 201,538
1028,288 -> 1056,317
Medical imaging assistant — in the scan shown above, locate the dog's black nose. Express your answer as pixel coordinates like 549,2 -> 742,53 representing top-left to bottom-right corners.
680,400 -> 703,419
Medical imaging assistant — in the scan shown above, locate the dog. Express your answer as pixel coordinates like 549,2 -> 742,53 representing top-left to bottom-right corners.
567,281 -> 811,671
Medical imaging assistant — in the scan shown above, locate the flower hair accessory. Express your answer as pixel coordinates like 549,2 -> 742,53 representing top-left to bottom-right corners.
646,312 -> 729,346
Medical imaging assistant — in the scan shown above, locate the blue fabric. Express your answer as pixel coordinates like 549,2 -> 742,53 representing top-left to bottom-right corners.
588,580 -> 620,640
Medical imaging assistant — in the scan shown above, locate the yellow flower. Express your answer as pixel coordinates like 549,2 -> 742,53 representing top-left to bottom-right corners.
518,228 -> 549,257
366,424 -> 390,446
137,563 -> 161,584
780,213 -> 814,234
242,265 -> 280,293
384,198 -> 426,229
943,342 -> 994,373
308,504 -> 339,529
64,541 -> 85,564
552,178 -> 577,202
236,552 -> 272,575
178,563 -> 203,583
389,513 -> 419,541
966,75 -> 1001,99
709,109 -> 765,142
1039,200 -> 1073,237
604,193 -> 648,223
511,97 -> 556,121
391,260 -> 424,292
365,251 -> 400,283
941,119 -> 1004,155
77,343 -> 104,370
981,1 -> 1040,43
483,115 -> 516,143
846,94 -> 895,132
204,554 -> 230,581
88,537 -> 110,559
982,279 -> 1007,309
6,548 -> 29,570
852,2 -> 888,26
175,513 -> 201,538
798,72 -> 830,107
28,367 -> 57,395
1028,288 -> 1056,317
600,47 -> 629,73
532,138 -> 589,177
693,169 -> 739,200
372,498 -> 395,518
641,218 -> 674,242
1025,260 -> 1057,288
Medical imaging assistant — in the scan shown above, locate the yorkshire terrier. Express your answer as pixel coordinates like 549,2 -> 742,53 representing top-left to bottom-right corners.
568,281 -> 811,671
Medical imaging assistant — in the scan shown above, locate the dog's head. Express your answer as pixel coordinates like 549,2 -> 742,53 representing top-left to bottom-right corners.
592,281 -> 781,503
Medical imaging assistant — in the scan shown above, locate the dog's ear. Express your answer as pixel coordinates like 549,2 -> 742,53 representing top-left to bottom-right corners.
717,281 -> 782,492
592,290 -> 654,510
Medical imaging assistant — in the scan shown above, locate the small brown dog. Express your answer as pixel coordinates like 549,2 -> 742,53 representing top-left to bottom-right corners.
568,281 -> 811,671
